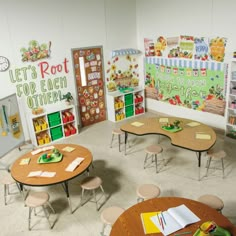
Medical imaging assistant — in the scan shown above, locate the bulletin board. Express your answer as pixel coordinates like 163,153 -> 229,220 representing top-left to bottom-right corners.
0,94 -> 25,158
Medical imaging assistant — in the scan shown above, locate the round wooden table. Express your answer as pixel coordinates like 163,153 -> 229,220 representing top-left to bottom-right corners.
110,197 -> 236,236
11,144 -> 93,213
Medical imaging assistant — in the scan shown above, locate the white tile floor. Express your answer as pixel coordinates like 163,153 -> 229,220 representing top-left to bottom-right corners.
0,111 -> 236,236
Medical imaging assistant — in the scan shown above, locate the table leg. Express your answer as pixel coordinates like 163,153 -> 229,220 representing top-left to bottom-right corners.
124,132 -> 128,155
196,152 -> 202,181
61,181 -> 72,213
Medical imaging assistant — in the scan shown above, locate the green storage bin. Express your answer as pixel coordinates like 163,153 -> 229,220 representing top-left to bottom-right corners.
125,93 -> 133,106
126,110 -> 134,118
48,112 -> 61,127
50,126 -> 63,141
125,105 -> 134,113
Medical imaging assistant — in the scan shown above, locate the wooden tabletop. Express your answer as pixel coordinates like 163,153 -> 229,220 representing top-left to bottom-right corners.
110,197 -> 236,236
120,117 -> 216,153
11,144 -> 93,186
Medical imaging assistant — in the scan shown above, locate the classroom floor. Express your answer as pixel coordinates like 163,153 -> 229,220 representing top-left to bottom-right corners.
0,111 -> 236,236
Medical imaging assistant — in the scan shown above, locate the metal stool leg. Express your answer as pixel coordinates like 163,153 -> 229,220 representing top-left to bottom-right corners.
221,158 -> 225,178
28,207 -> 33,230
42,205 -> 52,229
4,184 -> 7,205
118,134 -> 121,152
155,154 -> 158,173
144,153 -> 149,169
205,157 -> 212,176
110,134 -> 115,148
80,188 -> 85,206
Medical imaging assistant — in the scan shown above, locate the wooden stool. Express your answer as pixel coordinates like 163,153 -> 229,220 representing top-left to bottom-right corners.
205,149 -> 226,178
198,194 -> 224,213
0,173 -> 23,205
110,129 -> 123,152
144,145 -> 165,173
136,184 -> 161,202
25,191 -> 55,230
80,176 -> 105,211
100,206 -> 125,235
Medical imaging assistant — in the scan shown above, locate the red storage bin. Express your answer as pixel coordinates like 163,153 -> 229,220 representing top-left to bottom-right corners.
64,126 -> 71,136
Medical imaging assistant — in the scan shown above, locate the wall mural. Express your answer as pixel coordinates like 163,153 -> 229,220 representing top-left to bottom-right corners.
20,40 -> 51,62
145,57 -> 227,116
144,35 -> 228,116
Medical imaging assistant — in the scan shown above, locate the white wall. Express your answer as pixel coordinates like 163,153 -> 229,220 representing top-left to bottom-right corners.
0,0 -> 137,140
136,0 -> 236,130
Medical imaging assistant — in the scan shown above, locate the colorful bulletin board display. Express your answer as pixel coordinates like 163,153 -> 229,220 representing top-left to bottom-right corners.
0,94 -> 25,165
144,35 -> 227,63
145,57 -> 227,116
106,48 -> 142,92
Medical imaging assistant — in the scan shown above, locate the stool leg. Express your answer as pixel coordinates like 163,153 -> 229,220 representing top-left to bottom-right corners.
118,134 -> 121,152
42,205 -> 52,229
144,153 -> 149,169
101,223 -> 106,236
137,197 -> 144,203
93,189 -> 98,211
221,158 -> 225,178
110,134 -> 114,148
80,188 -> 85,206
4,184 -> 7,205
155,154 -> 158,173
47,201 -> 55,214
28,207 -> 32,230
205,157 -> 212,177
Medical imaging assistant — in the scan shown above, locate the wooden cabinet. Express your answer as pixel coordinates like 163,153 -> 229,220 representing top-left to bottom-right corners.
28,104 -> 78,147
107,87 -> 145,122
226,60 -> 236,140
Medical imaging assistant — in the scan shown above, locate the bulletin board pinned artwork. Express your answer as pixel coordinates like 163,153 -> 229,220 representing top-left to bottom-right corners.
144,35 -> 227,62
0,93 -> 25,158
106,48 -> 141,92
145,57 -> 227,116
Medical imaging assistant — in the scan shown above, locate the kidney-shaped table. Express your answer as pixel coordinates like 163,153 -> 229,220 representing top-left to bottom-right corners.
120,117 -> 216,180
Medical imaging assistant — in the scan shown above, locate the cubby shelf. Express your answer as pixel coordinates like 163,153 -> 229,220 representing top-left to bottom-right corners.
107,87 -> 145,122
225,60 -> 236,140
28,104 -> 78,147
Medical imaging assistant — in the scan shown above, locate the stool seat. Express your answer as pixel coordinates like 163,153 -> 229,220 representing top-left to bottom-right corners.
25,191 -> 50,208
0,175 -> 16,185
81,176 -> 103,190
145,145 -> 163,154
100,206 -> 125,235
80,176 -> 105,211
144,145 -> 165,173
0,173 -> 23,205
136,184 -> 161,202
205,149 -> 226,178
198,194 -> 224,212
25,191 -> 55,230
101,206 -> 125,225
112,129 -> 123,135
207,150 -> 226,159
110,128 -> 124,152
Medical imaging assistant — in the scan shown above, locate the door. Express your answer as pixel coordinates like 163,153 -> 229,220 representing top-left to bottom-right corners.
71,46 -> 107,127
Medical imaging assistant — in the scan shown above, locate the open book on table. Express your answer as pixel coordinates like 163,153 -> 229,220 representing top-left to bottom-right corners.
150,204 -> 200,236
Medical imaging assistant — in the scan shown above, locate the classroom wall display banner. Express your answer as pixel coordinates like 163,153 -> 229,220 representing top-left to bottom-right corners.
144,35 -> 227,63
8,57 -> 70,109
145,57 -> 227,116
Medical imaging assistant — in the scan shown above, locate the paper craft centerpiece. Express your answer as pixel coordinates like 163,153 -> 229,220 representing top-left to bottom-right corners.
40,148 -> 62,163
194,221 -> 231,236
